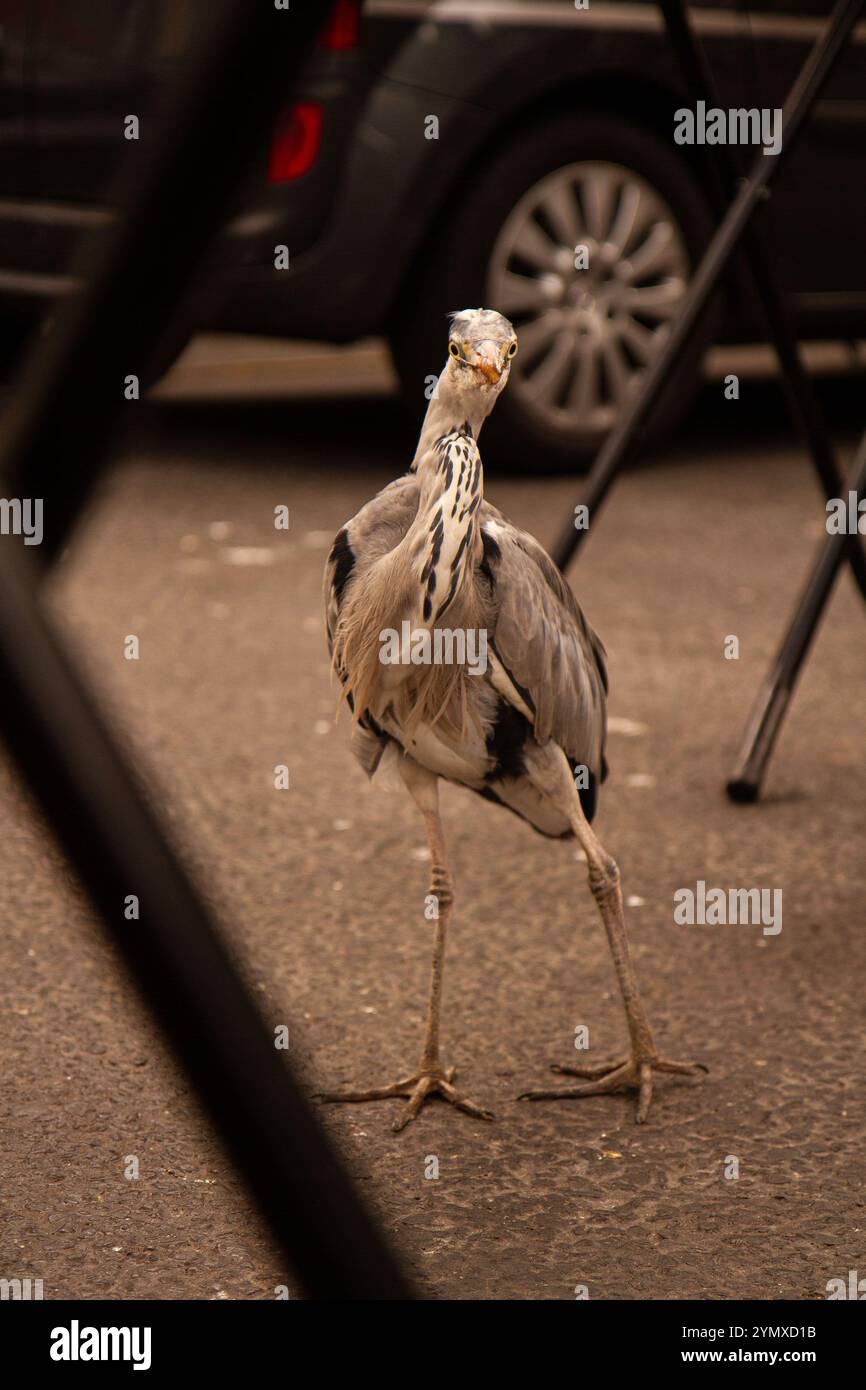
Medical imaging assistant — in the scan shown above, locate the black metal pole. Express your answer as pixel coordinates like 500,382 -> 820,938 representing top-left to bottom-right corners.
0,0 -> 415,1298
659,0 -> 866,604
552,0 -> 865,574
0,537 -> 412,1300
727,429 -> 866,801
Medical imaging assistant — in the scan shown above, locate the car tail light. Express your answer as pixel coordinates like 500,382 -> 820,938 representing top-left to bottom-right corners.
268,103 -> 324,182
318,0 -> 360,50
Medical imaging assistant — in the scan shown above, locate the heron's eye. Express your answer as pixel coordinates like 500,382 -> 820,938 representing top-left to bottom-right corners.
507,341 -> 518,358
449,341 -> 461,359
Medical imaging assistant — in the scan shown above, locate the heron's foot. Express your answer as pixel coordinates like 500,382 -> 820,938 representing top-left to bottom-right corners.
518,1051 -> 707,1124
319,1065 -> 494,1133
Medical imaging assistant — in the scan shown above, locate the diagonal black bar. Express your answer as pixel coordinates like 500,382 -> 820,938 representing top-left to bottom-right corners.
0,0 -> 415,1298
657,0 -> 866,799
0,0 -> 330,562
552,0 -> 865,574
659,0 -> 866,602
727,428 -> 866,801
0,541 -> 412,1300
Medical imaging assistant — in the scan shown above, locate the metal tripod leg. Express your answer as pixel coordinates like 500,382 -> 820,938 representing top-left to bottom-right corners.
658,0 -> 866,799
660,0 -> 866,605
552,0 -> 865,575
727,430 -> 866,801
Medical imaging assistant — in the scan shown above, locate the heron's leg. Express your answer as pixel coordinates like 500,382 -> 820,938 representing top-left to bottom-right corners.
519,747 -> 705,1122
320,758 -> 493,1132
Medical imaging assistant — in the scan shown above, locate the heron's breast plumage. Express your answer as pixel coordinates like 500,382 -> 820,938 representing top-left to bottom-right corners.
324,454 -> 608,834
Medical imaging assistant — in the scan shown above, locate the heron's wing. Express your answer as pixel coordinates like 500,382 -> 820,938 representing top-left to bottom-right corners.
323,472 -> 421,646
323,473 -> 422,774
479,504 -> 608,782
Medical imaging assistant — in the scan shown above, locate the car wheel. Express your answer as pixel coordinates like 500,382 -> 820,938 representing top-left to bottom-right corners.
389,110 -> 719,470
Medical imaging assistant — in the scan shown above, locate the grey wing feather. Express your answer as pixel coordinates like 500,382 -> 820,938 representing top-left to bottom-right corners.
480,504 -> 608,782
323,473 -> 420,647
323,474 -> 422,776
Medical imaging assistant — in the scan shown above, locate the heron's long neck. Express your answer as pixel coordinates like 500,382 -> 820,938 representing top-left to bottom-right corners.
411,374 -> 491,465
406,383 -> 488,626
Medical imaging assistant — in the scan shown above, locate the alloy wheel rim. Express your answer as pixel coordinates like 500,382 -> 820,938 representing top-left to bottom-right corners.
486,160 -> 690,437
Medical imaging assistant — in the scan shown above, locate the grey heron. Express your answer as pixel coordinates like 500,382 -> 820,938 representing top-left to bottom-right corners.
321,307 -> 704,1130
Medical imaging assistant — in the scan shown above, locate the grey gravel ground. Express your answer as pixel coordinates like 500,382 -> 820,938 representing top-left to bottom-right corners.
1,365 -> 864,1301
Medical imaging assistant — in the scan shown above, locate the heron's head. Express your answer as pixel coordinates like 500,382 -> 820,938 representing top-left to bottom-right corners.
444,308 -> 518,402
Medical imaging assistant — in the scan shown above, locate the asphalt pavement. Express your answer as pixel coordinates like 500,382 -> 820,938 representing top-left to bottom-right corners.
1,344 -> 864,1300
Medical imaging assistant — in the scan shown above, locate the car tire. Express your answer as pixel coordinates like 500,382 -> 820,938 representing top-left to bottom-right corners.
388,109 -> 720,471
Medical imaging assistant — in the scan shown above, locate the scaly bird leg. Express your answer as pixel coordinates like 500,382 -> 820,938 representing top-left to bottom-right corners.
320,760 -> 493,1132
519,750 -> 706,1122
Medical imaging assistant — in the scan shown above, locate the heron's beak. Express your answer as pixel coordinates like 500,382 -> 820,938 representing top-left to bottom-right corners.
476,360 -> 502,385
472,342 -> 505,384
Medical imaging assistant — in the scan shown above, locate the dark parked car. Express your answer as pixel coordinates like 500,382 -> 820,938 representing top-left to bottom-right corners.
1,0 -> 864,465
